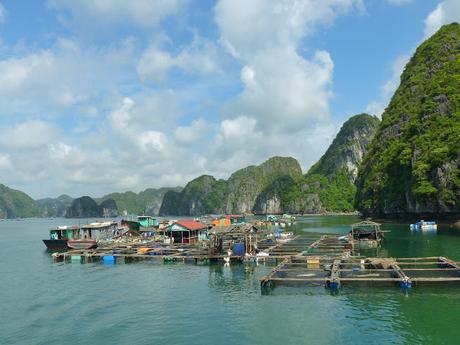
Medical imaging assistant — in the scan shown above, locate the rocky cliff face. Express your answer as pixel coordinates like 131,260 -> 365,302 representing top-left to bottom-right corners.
160,175 -> 228,216
99,198 -> 118,217
309,114 -> 380,182
225,157 -> 303,214
355,23 -> 460,218
252,114 -> 379,214
159,157 -> 303,216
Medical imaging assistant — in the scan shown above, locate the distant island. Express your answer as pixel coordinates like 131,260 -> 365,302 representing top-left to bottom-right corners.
0,24 -> 459,220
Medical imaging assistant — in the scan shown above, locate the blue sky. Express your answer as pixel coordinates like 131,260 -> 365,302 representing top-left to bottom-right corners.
0,0 -> 457,198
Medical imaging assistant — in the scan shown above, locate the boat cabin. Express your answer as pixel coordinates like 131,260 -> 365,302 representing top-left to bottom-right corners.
137,216 -> 159,227
163,220 -> 208,244
79,221 -> 119,240
49,225 -> 81,240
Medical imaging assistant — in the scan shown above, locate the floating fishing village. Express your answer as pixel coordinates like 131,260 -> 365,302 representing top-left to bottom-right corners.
44,214 -> 460,292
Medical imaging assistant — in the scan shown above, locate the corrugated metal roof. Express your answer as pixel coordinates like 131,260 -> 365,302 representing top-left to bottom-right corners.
175,220 -> 207,231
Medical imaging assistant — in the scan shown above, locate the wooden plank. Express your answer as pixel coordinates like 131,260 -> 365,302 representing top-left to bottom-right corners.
390,263 -> 411,288
327,259 -> 341,289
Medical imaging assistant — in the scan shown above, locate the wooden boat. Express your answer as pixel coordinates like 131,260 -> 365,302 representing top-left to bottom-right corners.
67,239 -> 97,250
43,225 -> 80,250
43,221 -> 119,250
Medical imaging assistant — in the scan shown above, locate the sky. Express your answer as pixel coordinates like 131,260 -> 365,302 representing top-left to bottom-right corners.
0,0 -> 458,199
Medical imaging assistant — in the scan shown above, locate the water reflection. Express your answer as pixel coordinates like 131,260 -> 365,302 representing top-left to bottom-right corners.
207,262 -> 262,296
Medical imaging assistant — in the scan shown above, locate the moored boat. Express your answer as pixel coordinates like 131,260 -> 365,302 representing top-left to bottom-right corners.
43,225 -> 81,250
42,221 -> 119,250
67,239 -> 97,250
410,220 -> 437,231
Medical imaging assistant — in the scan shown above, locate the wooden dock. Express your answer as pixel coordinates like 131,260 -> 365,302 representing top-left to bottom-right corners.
51,234 -> 346,264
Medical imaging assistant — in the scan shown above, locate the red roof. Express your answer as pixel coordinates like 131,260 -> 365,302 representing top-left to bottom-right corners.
175,220 -> 207,231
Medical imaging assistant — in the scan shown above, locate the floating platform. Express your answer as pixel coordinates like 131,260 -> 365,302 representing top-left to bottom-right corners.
50,233 -> 460,291
51,234 -> 352,263
260,255 -> 460,290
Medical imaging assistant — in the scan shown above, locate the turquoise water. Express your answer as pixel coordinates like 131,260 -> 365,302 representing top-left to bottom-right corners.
1,216 -> 460,345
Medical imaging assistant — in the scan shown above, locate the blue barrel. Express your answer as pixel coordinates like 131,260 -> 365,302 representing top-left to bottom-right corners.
103,255 -> 116,264
232,243 -> 245,256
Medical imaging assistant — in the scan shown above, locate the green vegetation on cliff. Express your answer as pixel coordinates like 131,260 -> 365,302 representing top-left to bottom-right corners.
356,23 -> 460,217
0,184 -> 39,218
65,196 -> 102,218
252,114 -> 379,214
160,157 -> 303,216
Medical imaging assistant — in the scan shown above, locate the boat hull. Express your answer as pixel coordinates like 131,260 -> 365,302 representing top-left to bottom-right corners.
67,240 -> 98,250
43,239 -> 69,251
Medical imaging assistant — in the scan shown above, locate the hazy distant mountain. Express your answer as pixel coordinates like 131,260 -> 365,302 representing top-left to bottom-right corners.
98,187 -> 182,216
35,195 -> 73,217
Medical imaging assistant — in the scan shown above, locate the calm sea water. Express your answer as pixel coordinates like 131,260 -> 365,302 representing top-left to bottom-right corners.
1,216 -> 460,345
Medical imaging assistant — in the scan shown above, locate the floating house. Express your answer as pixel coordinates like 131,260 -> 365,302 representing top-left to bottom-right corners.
208,223 -> 259,255
121,215 -> 159,234
225,214 -> 246,224
163,220 -> 208,244
212,214 -> 246,227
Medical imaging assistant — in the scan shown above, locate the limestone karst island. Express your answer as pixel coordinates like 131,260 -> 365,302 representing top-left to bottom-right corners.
1,2 -> 459,345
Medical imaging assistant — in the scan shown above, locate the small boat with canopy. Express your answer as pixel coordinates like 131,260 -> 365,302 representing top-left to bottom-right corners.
348,221 -> 384,249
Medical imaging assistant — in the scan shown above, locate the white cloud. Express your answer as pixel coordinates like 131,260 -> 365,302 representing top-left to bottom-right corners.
365,54 -> 409,116
0,51 -> 54,93
0,0 -> 369,199
49,0 -> 185,29
49,142 -> 72,160
424,0 -> 460,38
220,116 -> 258,139
1,121 -> 57,149
0,153 -> 11,169
109,97 -> 168,152
386,0 -> 412,5
0,3 -> 6,24
0,38 -> 137,117
214,0 -> 356,132
174,118 -> 210,144
138,36 -> 222,83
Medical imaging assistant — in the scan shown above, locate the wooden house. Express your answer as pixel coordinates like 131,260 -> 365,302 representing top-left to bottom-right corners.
164,220 -> 208,244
